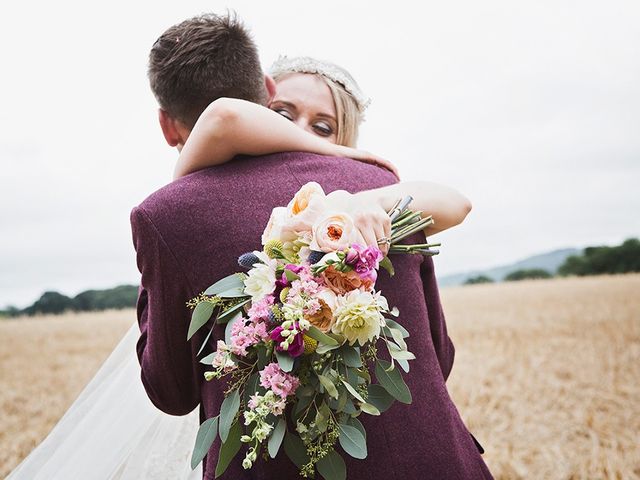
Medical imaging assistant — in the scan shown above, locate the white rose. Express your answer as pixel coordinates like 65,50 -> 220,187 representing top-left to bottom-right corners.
243,251 -> 277,301
331,290 -> 386,346
262,207 -> 298,245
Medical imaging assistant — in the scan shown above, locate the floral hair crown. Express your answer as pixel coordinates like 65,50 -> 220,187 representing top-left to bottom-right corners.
269,56 -> 371,113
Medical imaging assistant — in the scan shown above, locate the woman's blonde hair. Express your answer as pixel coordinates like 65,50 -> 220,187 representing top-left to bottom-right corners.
270,56 -> 369,148
323,76 -> 362,147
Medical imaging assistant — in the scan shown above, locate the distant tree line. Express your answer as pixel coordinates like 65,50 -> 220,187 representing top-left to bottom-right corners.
464,238 -> 639,285
0,285 -> 138,318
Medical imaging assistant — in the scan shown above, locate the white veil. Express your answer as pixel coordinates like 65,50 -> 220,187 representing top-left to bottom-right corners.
7,323 -> 202,480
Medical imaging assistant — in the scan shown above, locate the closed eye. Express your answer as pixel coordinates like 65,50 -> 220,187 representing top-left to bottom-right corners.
312,122 -> 333,137
274,108 -> 294,121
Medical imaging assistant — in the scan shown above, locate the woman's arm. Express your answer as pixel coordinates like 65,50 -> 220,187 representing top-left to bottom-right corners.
174,98 -> 398,179
355,182 -> 472,237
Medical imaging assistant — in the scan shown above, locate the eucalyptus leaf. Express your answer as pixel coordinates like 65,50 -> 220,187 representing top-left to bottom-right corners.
386,327 -> 408,350
342,399 -> 357,415
346,417 -> 366,441
317,450 -> 347,480
205,274 -> 245,296
216,299 -> 250,324
316,342 -> 340,354
387,341 -> 416,361
307,326 -> 339,346
275,351 -> 294,373
268,418 -> 286,458
283,431 -> 310,468
366,384 -> 395,413
296,384 -> 315,398
397,358 -> 410,373
217,286 -> 247,298
339,346 -> 362,368
190,416 -> 218,470
199,352 -> 216,365
375,360 -> 412,404
214,420 -> 241,478
341,379 -> 365,403
315,402 -> 329,433
244,373 -> 260,405
355,368 -> 371,383
293,392 -> 313,417
219,390 -> 240,442
187,302 -> 214,340
318,374 -> 339,399
338,423 -> 367,459
360,402 -> 381,416
385,318 -> 409,337
197,325 -> 215,356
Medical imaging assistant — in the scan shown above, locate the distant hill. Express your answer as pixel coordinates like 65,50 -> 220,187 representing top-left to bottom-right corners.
438,248 -> 581,287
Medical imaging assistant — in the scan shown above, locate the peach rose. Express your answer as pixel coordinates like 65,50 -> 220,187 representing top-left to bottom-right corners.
261,207 -> 298,244
322,266 -> 374,295
309,212 -> 360,252
304,288 -> 338,332
286,182 -> 327,235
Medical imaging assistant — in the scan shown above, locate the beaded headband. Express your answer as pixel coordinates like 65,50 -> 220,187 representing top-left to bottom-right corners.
269,56 -> 371,112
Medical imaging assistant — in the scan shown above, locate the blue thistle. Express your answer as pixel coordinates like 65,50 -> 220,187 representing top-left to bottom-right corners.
307,250 -> 325,265
238,252 -> 260,269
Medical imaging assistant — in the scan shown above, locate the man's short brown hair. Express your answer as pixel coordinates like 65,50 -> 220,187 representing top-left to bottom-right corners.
148,13 -> 267,129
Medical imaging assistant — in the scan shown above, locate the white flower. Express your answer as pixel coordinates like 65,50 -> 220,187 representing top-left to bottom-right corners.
331,290 -> 386,346
310,212 -> 360,253
243,251 -> 277,302
261,207 -> 298,244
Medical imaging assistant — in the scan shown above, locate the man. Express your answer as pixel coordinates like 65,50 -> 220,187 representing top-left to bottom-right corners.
131,12 -> 492,480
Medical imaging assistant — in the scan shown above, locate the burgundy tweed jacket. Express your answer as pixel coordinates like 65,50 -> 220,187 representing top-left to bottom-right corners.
131,152 -> 493,479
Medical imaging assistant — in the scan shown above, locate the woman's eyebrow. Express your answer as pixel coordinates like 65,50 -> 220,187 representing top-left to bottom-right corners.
316,112 -> 336,122
272,100 -> 298,111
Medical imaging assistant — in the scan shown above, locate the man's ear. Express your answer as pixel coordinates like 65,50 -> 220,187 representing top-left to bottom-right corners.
264,75 -> 277,104
158,109 -> 188,148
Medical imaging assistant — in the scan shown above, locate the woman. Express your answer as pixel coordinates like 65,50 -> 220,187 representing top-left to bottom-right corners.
7,57 -> 470,480
174,56 -> 471,243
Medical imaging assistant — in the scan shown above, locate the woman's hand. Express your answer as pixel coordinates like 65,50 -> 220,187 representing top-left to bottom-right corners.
334,146 -> 401,181
325,190 -> 392,255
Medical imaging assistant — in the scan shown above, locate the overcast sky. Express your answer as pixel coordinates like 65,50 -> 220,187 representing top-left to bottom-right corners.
1,1 -> 639,308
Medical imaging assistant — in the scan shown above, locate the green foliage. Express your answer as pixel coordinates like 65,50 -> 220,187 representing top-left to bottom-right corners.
0,306 -> 21,318
16,285 -> 139,317
24,291 -> 74,315
464,275 -> 495,285
558,238 -> 640,276
72,285 -> 138,311
504,269 -> 552,281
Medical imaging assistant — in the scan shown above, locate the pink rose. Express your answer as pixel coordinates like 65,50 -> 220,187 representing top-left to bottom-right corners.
309,212 -> 360,253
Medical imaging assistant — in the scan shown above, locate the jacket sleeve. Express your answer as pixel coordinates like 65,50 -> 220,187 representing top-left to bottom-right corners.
420,256 -> 456,381
130,205 -> 201,416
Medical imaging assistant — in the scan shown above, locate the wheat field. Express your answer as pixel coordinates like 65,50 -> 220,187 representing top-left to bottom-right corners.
1,274 -> 639,479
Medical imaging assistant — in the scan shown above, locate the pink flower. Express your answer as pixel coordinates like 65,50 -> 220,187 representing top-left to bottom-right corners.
247,295 -> 274,322
259,363 -> 300,399
345,244 -> 383,283
270,324 -> 305,357
229,316 -> 270,356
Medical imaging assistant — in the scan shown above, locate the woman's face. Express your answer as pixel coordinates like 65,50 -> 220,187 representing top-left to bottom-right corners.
270,73 -> 338,144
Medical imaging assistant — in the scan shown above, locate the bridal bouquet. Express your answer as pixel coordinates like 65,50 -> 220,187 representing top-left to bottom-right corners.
187,183 -> 439,479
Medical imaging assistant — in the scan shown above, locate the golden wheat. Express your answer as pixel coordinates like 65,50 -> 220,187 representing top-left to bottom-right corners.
1,274 -> 639,479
